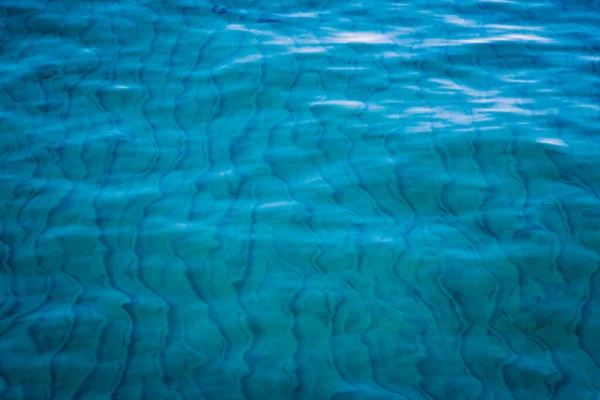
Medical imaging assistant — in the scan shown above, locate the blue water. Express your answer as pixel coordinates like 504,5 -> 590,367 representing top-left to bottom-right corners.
1,0 -> 600,399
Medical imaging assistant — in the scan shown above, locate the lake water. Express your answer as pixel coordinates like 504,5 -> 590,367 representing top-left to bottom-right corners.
1,0 -> 600,399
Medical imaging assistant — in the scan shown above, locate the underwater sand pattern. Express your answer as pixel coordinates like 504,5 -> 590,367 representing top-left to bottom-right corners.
1,0 -> 600,399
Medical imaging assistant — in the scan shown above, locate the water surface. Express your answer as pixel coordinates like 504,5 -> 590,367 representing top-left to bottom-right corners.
1,0 -> 600,399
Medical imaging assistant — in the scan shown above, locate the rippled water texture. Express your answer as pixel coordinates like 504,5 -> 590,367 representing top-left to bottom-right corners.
1,0 -> 600,399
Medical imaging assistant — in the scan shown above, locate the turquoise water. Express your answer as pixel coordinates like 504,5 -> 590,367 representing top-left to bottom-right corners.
1,0 -> 600,398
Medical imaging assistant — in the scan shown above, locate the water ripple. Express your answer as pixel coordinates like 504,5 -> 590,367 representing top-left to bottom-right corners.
1,0 -> 600,398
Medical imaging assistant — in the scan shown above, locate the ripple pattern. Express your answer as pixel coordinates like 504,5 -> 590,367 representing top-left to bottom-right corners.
1,0 -> 600,399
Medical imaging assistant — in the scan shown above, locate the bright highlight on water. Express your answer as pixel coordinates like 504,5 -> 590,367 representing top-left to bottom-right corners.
1,0 -> 599,399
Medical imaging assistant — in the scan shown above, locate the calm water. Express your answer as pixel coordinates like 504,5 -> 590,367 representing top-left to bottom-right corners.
1,0 -> 600,399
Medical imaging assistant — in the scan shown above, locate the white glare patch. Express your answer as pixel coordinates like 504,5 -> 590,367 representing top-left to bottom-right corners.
232,54 -> 263,64
325,32 -> 393,44
226,24 -> 246,31
278,12 -> 319,18
288,46 -> 328,54
418,33 -> 553,48
536,138 -> 567,147
311,100 -> 366,109
485,24 -> 544,32
258,201 -> 297,210
444,15 -> 477,27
